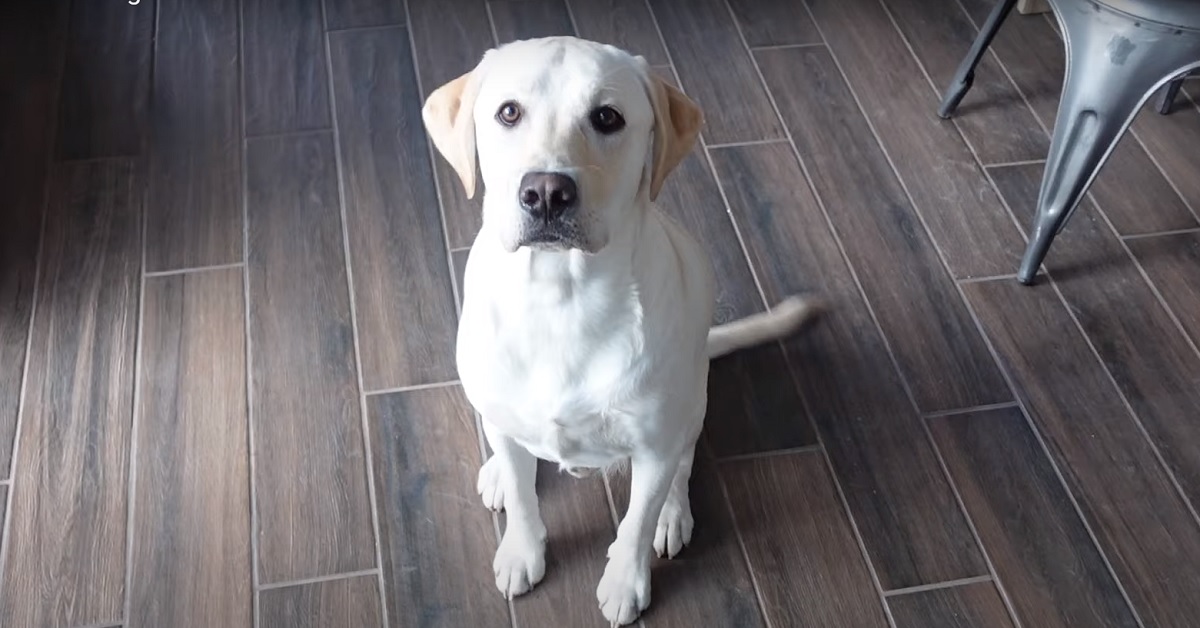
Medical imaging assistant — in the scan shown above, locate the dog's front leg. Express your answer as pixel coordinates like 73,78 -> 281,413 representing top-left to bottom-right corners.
479,419 -> 547,599
597,449 -> 682,625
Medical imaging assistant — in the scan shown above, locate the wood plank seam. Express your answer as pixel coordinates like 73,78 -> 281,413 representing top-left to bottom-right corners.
318,1 -> 390,625
235,0 -> 264,624
257,568 -> 380,591
953,281 -> 1149,628
642,1 -> 895,622
881,574 -> 994,598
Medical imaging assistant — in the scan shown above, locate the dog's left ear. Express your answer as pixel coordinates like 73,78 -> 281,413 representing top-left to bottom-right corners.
422,58 -> 488,199
641,66 -> 703,201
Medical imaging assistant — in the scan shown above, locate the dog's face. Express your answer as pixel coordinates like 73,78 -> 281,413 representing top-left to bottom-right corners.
422,37 -> 702,254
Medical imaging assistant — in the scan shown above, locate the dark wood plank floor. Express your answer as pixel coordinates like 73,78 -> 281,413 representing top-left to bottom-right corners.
1,1 -> 1198,626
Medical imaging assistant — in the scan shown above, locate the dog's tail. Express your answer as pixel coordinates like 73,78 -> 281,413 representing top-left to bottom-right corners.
706,295 -> 824,360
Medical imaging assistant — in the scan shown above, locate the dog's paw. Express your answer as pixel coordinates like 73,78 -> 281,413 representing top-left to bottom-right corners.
596,555 -> 650,626
477,456 -> 505,512
493,528 -> 546,599
654,499 -> 694,559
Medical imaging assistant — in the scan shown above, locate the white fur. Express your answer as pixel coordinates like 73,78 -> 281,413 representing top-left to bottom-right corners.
430,36 -> 819,625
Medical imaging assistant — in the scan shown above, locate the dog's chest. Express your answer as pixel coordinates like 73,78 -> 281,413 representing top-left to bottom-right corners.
458,287 -> 649,468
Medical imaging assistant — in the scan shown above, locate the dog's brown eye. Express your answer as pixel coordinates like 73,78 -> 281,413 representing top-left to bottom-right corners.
496,101 -> 521,126
590,106 -> 625,134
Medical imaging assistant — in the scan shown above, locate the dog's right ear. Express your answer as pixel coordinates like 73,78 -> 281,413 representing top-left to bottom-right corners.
422,59 -> 487,199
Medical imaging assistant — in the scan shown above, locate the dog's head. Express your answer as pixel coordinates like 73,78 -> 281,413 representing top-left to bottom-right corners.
422,36 -> 702,253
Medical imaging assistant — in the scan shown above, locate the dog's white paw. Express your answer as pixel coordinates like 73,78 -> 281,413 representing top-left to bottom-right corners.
596,555 -> 650,626
654,499 -> 694,559
493,528 -> 546,599
477,456 -> 505,512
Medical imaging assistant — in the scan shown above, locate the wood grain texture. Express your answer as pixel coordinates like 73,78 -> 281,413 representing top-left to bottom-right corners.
243,0 -> 331,136
368,386 -> 510,628
0,159 -> 141,628
990,164 -> 1200,513
1128,232 -> 1200,349
723,452 -> 889,627
490,0 -> 575,43
956,0 -> 1198,235
408,0 -> 494,249
329,26 -> 459,391
260,575 -> 384,628
883,0 -> 1049,165
647,0 -> 786,144
129,269 -> 251,628
0,2 -> 67,478
658,149 -> 814,456
608,454 -> 764,627
727,0 -> 821,48
806,0 -> 1027,279
888,581 -> 1016,628
708,142 -> 987,589
324,0 -> 404,30
246,133 -> 376,582
1129,98 -> 1200,216
755,45 -> 1010,412
929,407 -> 1139,628
963,278 -> 1200,628
565,0 -> 669,65
55,0 -> 154,159
146,0 -> 243,271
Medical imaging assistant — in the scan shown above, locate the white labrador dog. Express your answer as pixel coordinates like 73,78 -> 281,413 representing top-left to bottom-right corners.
422,36 -> 819,625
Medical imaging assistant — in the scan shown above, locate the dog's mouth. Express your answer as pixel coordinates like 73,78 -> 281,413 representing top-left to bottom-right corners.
517,221 -> 584,251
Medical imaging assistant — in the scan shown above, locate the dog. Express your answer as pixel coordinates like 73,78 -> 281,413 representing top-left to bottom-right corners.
422,36 -> 820,625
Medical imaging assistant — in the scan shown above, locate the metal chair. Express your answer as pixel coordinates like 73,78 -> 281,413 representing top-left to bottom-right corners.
938,0 -> 1200,284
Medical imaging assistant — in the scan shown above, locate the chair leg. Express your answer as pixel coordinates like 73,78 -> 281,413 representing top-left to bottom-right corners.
1018,3 -> 1200,284
938,0 -> 1018,119
1157,76 -> 1186,114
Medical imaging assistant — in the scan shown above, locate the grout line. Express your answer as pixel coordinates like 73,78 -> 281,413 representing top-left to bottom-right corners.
257,568 -> 380,591
1121,226 -> 1200,241
364,379 -> 462,397
400,1 -> 516,626
325,22 -> 405,35
144,262 -> 245,278
705,138 -> 791,150
236,0 -> 263,623
122,1 -> 161,620
799,6 -> 1023,628
0,0 -> 73,605
121,175 -> 148,628
714,445 -> 823,464
747,42 -> 826,52
956,273 -> 1018,285
319,3 -> 392,626
243,127 -> 333,142
922,401 -> 1020,420
984,158 -> 1046,169
955,281 -> 1148,628
714,2 -> 901,626
0,480 -> 9,487
881,574 -> 993,598
449,246 -> 472,254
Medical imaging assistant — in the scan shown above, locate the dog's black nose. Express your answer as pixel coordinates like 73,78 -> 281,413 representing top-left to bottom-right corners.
518,172 -> 578,222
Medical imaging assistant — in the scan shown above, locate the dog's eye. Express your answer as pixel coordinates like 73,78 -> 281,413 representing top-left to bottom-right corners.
589,106 -> 625,135
496,101 -> 522,126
